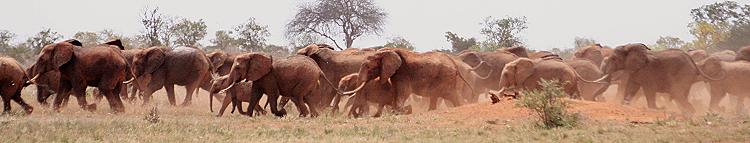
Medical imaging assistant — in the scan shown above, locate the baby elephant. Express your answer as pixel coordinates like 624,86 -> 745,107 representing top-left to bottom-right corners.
212,77 -> 267,117
338,73 -> 399,117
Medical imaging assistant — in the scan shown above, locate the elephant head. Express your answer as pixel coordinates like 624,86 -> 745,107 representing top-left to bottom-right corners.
207,50 -> 229,72
28,39 -> 82,84
343,50 -> 402,94
296,44 -> 336,61
501,46 -> 529,58
600,43 -> 651,77
211,53 -> 273,94
697,56 -> 724,79
736,46 -> 750,62
574,44 -> 605,65
131,47 -> 167,91
687,49 -> 708,62
498,58 -> 535,92
457,52 -> 483,67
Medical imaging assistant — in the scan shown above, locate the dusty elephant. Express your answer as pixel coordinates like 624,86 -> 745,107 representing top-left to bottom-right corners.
0,57 -> 33,114
210,54 -> 345,117
599,43 -> 723,116
296,44 -> 376,113
343,48 -> 480,111
210,79 -> 266,117
338,73 -> 398,117
564,59 -> 607,101
25,64 -> 60,107
487,58 -> 605,102
457,49 -> 519,102
131,46 -> 212,106
28,39 -> 128,112
696,54 -> 749,114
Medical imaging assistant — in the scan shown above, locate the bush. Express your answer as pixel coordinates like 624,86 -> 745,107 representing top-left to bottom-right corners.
515,79 -> 579,128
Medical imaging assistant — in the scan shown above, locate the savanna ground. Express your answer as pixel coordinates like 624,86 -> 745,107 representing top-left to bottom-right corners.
2,83 -> 750,142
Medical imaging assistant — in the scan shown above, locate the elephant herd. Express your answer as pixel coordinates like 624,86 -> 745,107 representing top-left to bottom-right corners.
2,39 -> 750,117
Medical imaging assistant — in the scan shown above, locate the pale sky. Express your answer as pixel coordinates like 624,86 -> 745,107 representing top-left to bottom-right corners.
1,0 -> 748,52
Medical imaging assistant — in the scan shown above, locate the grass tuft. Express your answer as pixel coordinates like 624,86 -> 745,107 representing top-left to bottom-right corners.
516,79 -> 580,129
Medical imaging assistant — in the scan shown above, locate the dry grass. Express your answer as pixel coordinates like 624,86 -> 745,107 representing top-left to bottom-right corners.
1,86 -> 750,142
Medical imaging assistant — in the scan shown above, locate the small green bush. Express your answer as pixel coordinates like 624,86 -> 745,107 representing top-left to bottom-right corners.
144,106 -> 160,123
515,79 -> 579,129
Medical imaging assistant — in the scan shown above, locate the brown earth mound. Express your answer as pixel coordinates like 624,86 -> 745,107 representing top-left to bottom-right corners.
413,99 -> 668,126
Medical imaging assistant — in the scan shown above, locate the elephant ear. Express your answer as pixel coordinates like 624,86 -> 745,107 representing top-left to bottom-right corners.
53,41 -> 77,68
296,44 -> 320,56
103,39 -> 125,50
244,53 -> 273,81
513,58 -> 535,85
144,48 -> 166,75
208,51 -> 227,69
504,46 -> 529,58
623,44 -> 649,71
458,52 -> 482,67
377,51 -> 402,80
701,57 -> 723,77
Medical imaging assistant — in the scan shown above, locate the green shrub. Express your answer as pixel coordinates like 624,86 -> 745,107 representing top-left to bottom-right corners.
515,79 -> 579,128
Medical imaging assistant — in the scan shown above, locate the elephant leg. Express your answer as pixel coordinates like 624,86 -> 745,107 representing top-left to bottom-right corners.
217,93 -> 233,117
642,89 -> 660,110
71,85 -> 95,112
92,89 -> 103,104
2,95 -> 10,113
671,90 -> 695,117
373,104 -> 385,117
428,97 -> 438,110
253,103 -> 266,115
12,91 -> 33,114
119,84 -> 128,102
52,87 -> 71,112
36,87 -> 50,107
735,96 -> 747,116
164,84 -> 177,106
101,88 -> 124,113
331,93 -> 342,115
246,91 -> 263,117
278,97 -> 291,110
290,96 -> 309,117
708,85 -> 727,112
181,83 -> 199,106
129,84 -> 139,101
304,91 -> 320,118
444,90 -> 465,108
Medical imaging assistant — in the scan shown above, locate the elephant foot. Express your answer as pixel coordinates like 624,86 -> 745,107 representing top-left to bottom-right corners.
23,107 -> 33,114
85,104 -> 97,112
274,109 -> 287,117
180,102 -> 192,107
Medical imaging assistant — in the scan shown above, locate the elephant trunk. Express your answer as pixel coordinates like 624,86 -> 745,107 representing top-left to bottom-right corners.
342,82 -> 367,95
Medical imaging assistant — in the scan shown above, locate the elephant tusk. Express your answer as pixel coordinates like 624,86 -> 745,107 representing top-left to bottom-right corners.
593,74 -> 611,83
27,74 -> 40,84
123,78 -> 135,84
218,83 -> 235,94
342,82 -> 367,95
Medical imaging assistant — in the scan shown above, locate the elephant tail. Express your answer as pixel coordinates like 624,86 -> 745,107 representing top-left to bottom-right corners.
685,53 -> 726,81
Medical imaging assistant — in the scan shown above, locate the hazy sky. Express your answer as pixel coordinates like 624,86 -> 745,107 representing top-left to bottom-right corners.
1,0 -> 748,51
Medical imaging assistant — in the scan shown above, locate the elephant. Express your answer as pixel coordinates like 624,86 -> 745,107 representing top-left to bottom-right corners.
131,46 -> 211,106
572,44 -> 614,65
599,43 -> 723,116
457,49 -> 519,102
487,58 -> 606,103
697,55 -> 750,114
564,59 -> 607,101
1,57 -> 33,114
296,44 -> 376,113
338,73 -> 398,117
211,79 -> 266,117
343,48 -> 480,111
209,54 -> 345,117
120,48 -> 144,101
206,50 -> 239,76
25,64 -> 60,107
28,39 -> 128,112
736,46 -> 750,62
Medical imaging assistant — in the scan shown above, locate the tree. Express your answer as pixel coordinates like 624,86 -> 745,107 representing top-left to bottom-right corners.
288,33 -> 323,51
719,23 -> 750,51
233,17 -> 271,52
651,36 -> 686,50
140,6 -> 169,47
0,30 -> 14,50
263,44 -> 291,58
170,18 -> 207,47
27,28 -> 63,54
688,1 -> 750,51
480,16 -> 528,50
573,37 -> 597,49
73,31 -> 102,46
383,37 -> 415,51
206,30 -> 240,52
286,0 -> 387,50
444,32 -> 479,53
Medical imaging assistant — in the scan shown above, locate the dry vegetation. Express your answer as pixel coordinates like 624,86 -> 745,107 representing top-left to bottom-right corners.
1,85 -> 750,143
